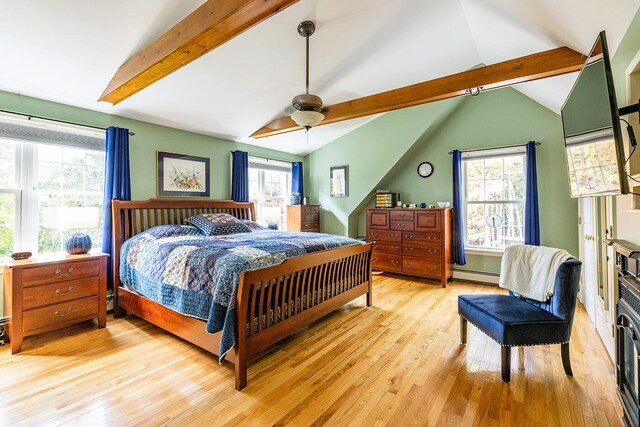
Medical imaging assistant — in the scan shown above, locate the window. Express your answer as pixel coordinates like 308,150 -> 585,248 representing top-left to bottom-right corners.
0,138 -> 105,257
462,148 -> 526,251
248,156 -> 291,230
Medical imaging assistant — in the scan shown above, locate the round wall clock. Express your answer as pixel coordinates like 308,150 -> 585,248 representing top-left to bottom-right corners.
417,162 -> 434,178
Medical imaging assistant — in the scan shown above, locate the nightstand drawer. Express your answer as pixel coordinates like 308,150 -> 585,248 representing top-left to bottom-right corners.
22,295 -> 99,333
302,206 -> 320,214
22,260 -> 100,287
22,276 -> 100,310
302,221 -> 320,230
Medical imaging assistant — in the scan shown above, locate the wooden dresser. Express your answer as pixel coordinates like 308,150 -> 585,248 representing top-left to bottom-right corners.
287,205 -> 321,232
3,252 -> 108,354
366,208 -> 452,287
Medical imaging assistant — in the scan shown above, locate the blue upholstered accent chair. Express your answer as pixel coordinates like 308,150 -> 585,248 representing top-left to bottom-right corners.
457,258 -> 582,382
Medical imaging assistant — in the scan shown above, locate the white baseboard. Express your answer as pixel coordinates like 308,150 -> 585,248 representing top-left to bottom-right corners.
453,269 -> 499,285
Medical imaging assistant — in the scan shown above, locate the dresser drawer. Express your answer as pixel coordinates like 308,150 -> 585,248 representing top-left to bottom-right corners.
302,205 -> 320,214
302,220 -> 320,231
402,245 -> 441,259
415,211 -> 441,232
390,210 -> 412,221
390,220 -> 414,231
371,253 -> 402,272
21,260 -> 100,287
368,229 -> 402,243
403,257 -> 441,278
368,210 -> 389,229
372,242 -> 402,255
402,232 -> 441,244
302,213 -> 319,222
22,276 -> 100,310
22,295 -> 99,333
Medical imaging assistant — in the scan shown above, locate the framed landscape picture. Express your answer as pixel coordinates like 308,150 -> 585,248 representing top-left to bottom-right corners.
330,165 -> 349,197
157,151 -> 210,198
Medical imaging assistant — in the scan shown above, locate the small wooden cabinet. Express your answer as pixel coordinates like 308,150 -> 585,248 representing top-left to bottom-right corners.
287,205 -> 321,232
3,252 -> 108,354
366,208 -> 452,287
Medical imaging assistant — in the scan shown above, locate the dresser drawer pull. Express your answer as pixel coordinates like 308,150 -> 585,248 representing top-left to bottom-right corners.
55,286 -> 74,295
391,233 -> 399,238
399,213 -> 406,217
429,265 -> 436,270
55,307 -> 73,317
55,267 -> 74,276
391,260 -> 399,266
406,235 -> 413,240
399,223 -> 406,227
406,248 -> 414,253
372,232 -> 379,237
373,258 -> 379,263
407,262 -> 413,266
428,249 -> 437,254
392,246 -> 399,251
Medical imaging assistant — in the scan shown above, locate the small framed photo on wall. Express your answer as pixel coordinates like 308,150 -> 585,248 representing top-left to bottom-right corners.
157,151 -> 210,198
330,165 -> 349,197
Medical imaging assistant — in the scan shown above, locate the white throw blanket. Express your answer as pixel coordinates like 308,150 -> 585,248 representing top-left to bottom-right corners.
499,245 -> 573,302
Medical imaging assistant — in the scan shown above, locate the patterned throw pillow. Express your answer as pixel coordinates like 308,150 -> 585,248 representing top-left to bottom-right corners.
186,213 -> 251,236
240,219 -> 268,231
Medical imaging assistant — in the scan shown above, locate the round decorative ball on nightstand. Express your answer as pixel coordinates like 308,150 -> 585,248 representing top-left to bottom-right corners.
65,232 -> 92,254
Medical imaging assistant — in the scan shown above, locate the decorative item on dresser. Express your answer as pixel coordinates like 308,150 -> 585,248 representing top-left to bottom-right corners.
287,204 -> 320,232
366,208 -> 452,287
2,252 -> 108,354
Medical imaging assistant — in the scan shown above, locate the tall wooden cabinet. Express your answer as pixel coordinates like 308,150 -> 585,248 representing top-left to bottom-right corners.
366,208 -> 452,287
287,205 -> 321,232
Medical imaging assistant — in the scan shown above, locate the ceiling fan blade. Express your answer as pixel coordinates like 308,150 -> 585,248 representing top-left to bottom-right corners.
251,46 -> 585,139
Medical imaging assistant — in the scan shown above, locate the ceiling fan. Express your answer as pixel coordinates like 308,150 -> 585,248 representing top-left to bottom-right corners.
287,20 -> 325,133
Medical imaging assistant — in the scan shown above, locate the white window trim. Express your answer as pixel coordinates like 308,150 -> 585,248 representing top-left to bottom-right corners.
462,146 -> 527,252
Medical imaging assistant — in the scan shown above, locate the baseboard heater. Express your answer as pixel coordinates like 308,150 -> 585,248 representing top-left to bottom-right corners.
453,268 -> 500,285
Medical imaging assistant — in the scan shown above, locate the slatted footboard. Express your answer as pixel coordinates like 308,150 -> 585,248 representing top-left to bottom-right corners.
234,242 -> 373,389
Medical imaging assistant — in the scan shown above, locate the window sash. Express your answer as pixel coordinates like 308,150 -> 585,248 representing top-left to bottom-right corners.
462,150 -> 526,251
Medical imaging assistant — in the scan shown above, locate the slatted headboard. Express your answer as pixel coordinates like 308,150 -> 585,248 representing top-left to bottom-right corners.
111,198 -> 255,290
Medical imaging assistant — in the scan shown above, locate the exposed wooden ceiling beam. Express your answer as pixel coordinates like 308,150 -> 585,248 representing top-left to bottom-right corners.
99,0 -> 300,105
251,46 -> 586,139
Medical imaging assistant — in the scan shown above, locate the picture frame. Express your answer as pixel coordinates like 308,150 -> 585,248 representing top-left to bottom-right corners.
330,165 -> 349,197
157,151 -> 210,198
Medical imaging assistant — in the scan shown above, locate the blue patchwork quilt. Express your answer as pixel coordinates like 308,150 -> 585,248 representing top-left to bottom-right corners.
119,225 -> 358,361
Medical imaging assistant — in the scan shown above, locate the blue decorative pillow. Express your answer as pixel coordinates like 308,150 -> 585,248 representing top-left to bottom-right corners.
240,219 -> 267,231
186,213 -> 251,236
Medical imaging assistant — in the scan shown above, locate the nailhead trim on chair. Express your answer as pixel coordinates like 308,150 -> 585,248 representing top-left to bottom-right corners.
460,316 -> 570,347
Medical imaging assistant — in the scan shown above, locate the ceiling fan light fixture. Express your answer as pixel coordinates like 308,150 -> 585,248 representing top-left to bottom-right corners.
291,110 -> 325,128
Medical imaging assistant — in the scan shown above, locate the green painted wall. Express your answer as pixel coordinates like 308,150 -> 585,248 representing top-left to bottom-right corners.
365,87 -> 579,273
0,90 -> 303,318
305,97 -> 463,237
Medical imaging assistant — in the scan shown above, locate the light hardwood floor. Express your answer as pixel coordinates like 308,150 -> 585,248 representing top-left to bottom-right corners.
0,274 -> 623,426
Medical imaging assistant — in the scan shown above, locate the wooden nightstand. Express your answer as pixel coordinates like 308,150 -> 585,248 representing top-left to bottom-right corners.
2,252 -> 108,354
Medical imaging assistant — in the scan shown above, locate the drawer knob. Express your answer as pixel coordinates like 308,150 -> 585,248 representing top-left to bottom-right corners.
407,262 -> 413,266
400,223 -> 406,227
406,248 -> 413,253
407,235 -> 413,240
391,234 -> 398,238
429,265 -> 436,270
373,258 -> 379,262
55,286 -> 74,295
400,213 -> 406,217
372,233 -> 379,237
55,267 -> 74,276
55,307 -> 73,317
391,260 -> 399,265
392,246 -> 399,251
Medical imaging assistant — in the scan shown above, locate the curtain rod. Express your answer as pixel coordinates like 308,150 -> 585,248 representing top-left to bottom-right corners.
230,150 -> 294,164
448,141 -> 540,155
0,109 -> 135,136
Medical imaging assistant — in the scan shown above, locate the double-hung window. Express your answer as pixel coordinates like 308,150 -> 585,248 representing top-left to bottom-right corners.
247,156 -> 292,230
462,147 -> 526,252
0,116 -> 105,257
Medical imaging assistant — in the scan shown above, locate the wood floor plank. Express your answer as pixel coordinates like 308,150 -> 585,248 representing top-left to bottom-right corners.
0,275 -> 623,426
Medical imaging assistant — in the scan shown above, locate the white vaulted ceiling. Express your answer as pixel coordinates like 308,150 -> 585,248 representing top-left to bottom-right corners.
0,0 -> 638,155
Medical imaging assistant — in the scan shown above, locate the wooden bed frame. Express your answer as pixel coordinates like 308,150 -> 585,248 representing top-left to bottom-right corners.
111,198 -> 373,390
